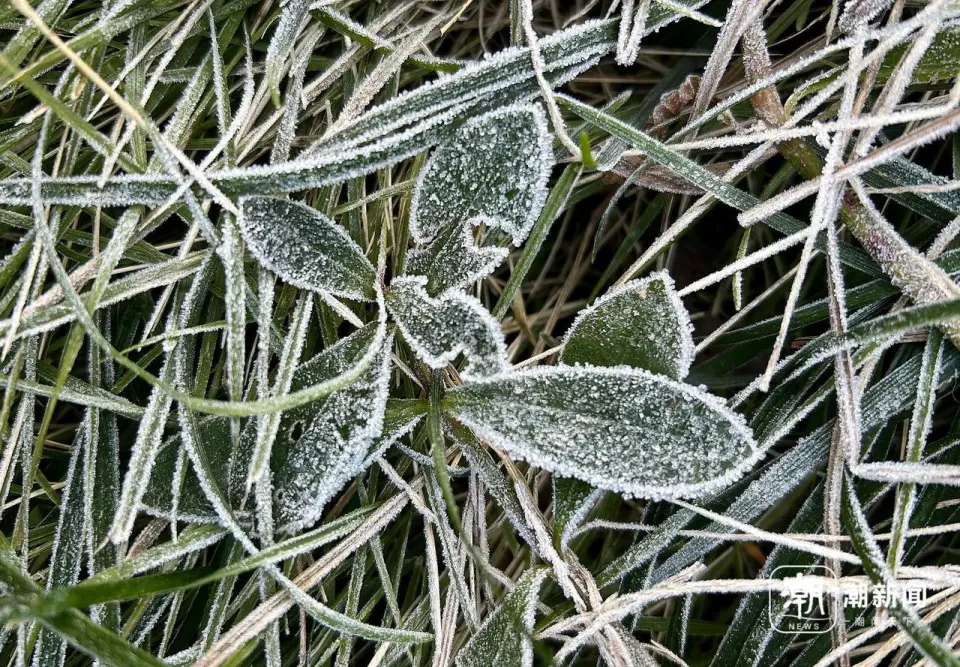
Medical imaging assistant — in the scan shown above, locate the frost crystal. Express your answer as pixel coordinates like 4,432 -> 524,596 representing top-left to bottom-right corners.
455,567 -> 549,667
405,221 -> 509,296
561,271 -> 694,380
386,276 -> 508,379
238,196 -> 376,301
408,103 -> 554,246
448,366 -> 760,499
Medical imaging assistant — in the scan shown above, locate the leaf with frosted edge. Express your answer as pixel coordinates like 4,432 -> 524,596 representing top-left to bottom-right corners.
405,222 -> 509,296
409,103 -> 554,245
454,567 -> 550,667
552,477 -> 601,549
143,326 -> 411,528
143,400 -> 417,529
387,276 -> 507,379
238,196 -> 376,301
34,426 -> 87,667
272,326 -> 392,533
561,271 -> 694,380
266,0 -> 311,104
447,366 -> 759,499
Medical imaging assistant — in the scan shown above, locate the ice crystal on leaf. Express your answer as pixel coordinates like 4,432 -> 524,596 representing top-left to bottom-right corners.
386,276 -> 508,379
561,271 -> 694,380
446,366 -> 759,499
408,103 -> 553,246
405,222 -> 509,296
239,196 -> 376,301
454,567 -> 550,667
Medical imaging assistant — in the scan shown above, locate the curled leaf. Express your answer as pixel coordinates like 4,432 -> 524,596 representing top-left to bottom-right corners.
387,276 -> 507,379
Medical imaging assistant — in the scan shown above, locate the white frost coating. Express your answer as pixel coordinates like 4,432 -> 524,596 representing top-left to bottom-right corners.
454,567 -> 550,667
553,477 -> 603,550
387,276 -> 508,379
405,221 -> 509,296
561,271 -> 694,380
238,196 -> 376,301
449,365 -> 761,500
408,103 -> 554,246
273,330 -> 393,533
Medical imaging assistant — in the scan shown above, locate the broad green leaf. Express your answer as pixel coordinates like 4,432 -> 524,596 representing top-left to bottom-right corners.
447,366 -> 759,499
629,346 -> 960,587
272,328 -> 392,532
387,276 -> 507,378
238,196 -> 376,301
405,222 -> 508,296
454,567 -> 550,667
409,103 -> 554,246
561,271 -> 694,380
144,325 -> 399,531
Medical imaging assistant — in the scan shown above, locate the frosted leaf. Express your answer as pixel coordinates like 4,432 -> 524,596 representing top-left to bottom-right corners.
838,0 -> 892,34
273,325 -> 392,533
142,415 -> 238,525
552,477 -> 601,549
386,276 -> 507,379
560,272 -> 694,380
238,196 -> 376,301
409,103 -> 553,246
33,426 -> 87,667
447,366 -> 759,500
405,221 -> 509,296
145,325 -> 396,530
454,567 -> 550,667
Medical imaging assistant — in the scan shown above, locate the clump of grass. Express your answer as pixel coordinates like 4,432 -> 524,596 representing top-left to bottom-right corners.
2,1 -> 960,666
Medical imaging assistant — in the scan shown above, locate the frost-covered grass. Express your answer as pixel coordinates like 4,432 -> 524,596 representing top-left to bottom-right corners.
2,0 -> 960,665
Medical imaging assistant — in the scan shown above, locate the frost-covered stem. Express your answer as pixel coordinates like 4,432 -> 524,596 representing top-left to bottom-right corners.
519,0 -> 582,160
740,18 -> 960,351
